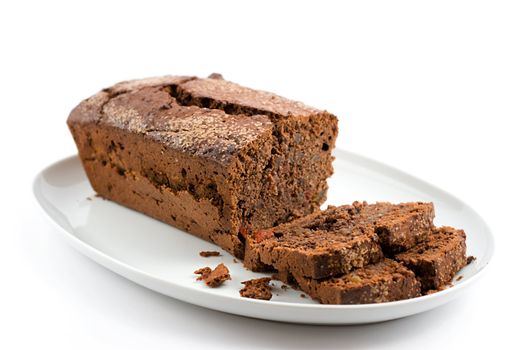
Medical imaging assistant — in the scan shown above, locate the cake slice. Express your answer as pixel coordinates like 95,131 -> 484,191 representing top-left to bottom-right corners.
277,259 -> 421,304
245,223 -> 383,279
350,201 -> 435,253
395,226 -> 467,291
67,74 -> 338,258
244,202 -> 434,279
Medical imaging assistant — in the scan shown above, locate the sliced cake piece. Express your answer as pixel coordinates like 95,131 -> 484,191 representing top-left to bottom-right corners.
352,201 -> 435,253
245,224 -> 383,279
244,201 -> 434,279
395,226 -> 467,291
277,259 -> 421,304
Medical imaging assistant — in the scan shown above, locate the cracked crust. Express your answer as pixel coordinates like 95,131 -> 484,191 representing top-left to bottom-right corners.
178,77 -> 320,120
69,77 -> 274,166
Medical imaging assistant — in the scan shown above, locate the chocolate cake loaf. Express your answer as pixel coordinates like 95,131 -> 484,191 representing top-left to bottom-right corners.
68,74 -> 338,257
244,202 -> 434,278
277,259 -> 421,304
395,226 -> 467,291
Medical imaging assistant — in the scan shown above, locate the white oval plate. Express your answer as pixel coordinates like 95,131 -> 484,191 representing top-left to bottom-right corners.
33,150 -> 493,325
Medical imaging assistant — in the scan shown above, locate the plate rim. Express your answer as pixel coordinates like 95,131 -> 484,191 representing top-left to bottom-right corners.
32,150 -> 495,318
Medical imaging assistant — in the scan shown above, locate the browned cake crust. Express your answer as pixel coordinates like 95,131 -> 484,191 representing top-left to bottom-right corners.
395,226 -> 467,291
277,259 -> 421,304
68,74 -> 338,258
244,202 -> 433,279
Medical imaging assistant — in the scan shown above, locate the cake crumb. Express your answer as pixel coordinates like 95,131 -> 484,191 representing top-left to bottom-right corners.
281,284 -> 289,290
199,251 -> 221,257
194,263 -> 231,287
194,267 -> 212,280
456,275 -> 464,281
424,284 -> 451,295
467,256 -> 476,264
86,197 -> 92,201
300,294 -> 306,298
233,258 -> 238,263
239,277 -> 272,300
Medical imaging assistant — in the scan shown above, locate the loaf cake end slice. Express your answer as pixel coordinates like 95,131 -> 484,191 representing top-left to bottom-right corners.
68,74 -> 338,258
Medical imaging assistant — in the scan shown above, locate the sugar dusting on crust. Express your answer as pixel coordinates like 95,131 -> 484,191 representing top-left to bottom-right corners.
102,104 -> 146,132
147,111 -> 271,164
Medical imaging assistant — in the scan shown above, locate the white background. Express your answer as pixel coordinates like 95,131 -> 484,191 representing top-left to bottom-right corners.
1,1 -> 523,349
